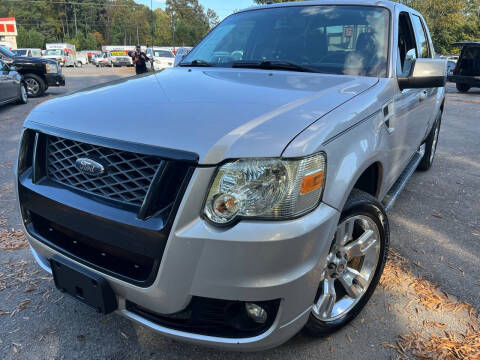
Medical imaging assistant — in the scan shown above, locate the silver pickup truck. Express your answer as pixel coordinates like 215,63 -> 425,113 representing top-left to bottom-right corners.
15,0 -> 446,351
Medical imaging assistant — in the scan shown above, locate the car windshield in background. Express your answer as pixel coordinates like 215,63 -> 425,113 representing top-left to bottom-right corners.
154,50 -> 174,58
0,46 -> 16,58
13,50 -> 27,56
45,49 -> 63,56
182,5 -> 390,77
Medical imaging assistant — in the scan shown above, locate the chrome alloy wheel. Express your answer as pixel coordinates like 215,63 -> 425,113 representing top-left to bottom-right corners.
430,124 -> 439,164
312,215 -> 381,322
25,78 -> 40,96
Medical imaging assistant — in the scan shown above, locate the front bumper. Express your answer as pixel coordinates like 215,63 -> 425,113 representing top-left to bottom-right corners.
46,73 -> 65,87
17,137 -> 340,350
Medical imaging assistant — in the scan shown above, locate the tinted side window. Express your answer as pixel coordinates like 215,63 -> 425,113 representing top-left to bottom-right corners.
397,12 -> 417,76
411,15 -> 430,58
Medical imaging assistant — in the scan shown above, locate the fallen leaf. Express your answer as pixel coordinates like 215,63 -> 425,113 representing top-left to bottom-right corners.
120,331 -> 129,340
77,335 -> 86,343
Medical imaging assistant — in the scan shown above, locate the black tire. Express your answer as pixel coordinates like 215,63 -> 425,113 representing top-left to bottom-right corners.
304,189 -> 389,337
16,83 -> 28,104
23,73 -> 46,98
417,112 -> 441,171
456,83 -> 470,93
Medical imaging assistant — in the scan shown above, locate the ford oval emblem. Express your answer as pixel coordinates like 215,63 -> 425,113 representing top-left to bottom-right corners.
75,158 -> 105,176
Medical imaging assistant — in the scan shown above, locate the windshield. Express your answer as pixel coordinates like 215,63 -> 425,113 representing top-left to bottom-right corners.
153,50 -> 174,58
45,49 -> 64,56
13,49 -> 27,56
0,46 -> 16,58
183,5 -> 390,77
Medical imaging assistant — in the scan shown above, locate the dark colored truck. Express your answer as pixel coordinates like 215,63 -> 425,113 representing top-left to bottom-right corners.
448,42 -> 480,92
0,46 -> 65,97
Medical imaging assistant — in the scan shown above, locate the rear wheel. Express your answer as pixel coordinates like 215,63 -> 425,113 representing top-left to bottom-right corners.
456,83 -> 470,93
418,113 -> 441,171
24,74 -> 45,97
304,189 -> 389,336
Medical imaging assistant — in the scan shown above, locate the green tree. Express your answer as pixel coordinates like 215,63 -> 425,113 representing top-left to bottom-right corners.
399,0 -> 480,54
17,26 -> 45,49
166,0 -> 218,46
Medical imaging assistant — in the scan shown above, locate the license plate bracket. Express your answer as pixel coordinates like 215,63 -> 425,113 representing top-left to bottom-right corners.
50,256 -> 117,314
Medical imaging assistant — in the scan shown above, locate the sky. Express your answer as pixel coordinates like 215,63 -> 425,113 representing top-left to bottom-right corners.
134,0 -> 255,20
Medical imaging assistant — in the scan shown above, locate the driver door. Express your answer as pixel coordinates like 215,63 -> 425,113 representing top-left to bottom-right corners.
389,12 -> 428,182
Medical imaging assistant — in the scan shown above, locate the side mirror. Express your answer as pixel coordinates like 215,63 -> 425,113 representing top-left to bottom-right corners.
174,54 -> 186,67
8,65 -> 16,72
398,58 -> 447,90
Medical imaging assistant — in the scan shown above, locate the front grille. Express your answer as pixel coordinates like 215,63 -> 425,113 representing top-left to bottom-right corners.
47,136 -> 161,207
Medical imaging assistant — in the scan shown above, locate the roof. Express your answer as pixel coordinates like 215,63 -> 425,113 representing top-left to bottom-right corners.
239,0 -> 408,13
0,17 -> 16,22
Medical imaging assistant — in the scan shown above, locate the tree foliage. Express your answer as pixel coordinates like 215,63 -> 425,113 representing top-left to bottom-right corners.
0,0 -> 218,50
254,0 -> 480,54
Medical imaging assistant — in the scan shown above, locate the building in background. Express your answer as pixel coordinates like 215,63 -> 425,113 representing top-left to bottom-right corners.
0,17 -> 17,49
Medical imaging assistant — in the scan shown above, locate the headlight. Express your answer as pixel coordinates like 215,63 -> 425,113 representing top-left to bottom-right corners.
46,63 -> 58,73
204,153 -> 326,225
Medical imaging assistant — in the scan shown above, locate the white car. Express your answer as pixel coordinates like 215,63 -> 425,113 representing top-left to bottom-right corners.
146,48 -> 175,71
12,48 -> 42,58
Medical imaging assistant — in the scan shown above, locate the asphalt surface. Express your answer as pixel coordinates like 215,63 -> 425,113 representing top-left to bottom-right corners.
0,67 -> 478,359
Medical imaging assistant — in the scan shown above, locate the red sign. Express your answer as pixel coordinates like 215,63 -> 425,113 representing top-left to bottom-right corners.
0,17 -> 16,35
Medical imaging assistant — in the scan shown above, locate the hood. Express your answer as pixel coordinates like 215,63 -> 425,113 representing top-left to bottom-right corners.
14,56 -> 56,65
25,68 -> 378,164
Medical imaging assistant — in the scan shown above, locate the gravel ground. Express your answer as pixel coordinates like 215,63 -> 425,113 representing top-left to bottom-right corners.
0,68 -> 478,359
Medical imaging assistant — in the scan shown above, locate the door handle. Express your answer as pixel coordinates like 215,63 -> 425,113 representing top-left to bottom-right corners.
419,90 -> 428,102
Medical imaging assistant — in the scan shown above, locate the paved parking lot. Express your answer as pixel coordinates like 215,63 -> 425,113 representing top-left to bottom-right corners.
0,67 -> 478,359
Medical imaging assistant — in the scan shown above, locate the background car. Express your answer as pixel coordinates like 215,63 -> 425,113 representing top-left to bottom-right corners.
447,60 -> 456,76
146,47 -> 175,71
76,52 -> 89,67
0,59 -> 28,106
12,48 -> 42,57
448,42 -> 480,92
109,50 -> 133,67
0,46 -> 64,97
96,52 -> 112,67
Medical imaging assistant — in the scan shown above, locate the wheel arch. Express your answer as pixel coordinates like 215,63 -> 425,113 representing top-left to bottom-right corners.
351,161 -> 384,199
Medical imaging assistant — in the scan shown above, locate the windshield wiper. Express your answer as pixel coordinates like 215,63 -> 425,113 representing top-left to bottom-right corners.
179,59 -> 212,67
232,60 -> 318,73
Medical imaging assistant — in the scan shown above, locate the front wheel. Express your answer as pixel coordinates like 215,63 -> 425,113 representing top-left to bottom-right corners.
304,189 -> 389,336
17,84 -> 28,104
24,74 -> 46,97
456,83 -> 470,93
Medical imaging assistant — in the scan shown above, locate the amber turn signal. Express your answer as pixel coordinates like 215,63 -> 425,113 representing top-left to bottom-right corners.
300,171 -> 324,195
